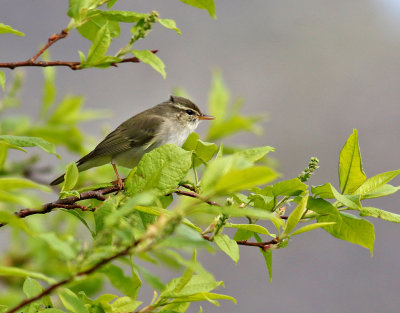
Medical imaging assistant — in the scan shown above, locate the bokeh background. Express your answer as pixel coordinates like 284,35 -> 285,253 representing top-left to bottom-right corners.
1,0 -> 400,312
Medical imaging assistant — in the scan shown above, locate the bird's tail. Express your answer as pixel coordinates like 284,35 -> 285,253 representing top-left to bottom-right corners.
50,173 -> 66,186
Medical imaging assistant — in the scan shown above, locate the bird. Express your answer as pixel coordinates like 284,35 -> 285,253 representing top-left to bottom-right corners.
50,96 -> 215,188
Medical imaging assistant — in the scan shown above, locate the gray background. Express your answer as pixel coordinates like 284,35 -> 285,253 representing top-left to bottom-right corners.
1,0 -> 400,312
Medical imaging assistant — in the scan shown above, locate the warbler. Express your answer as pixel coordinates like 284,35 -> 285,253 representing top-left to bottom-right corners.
50,96 -> 214,188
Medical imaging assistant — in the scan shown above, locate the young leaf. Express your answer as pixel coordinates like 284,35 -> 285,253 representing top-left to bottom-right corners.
162,275 -> 222,298
0,22 -> 25,36
41,66 -> 56,118
283,192 -> 309,236
86,24 -> 111,65
290,222 -> 336,236
214,234 -> 240,263
0,70 -> 5,90
361,184 -> 400,199
158,18 -> 181,34
233,146 -> 274,163
125,144 -> 192,196
318,212 -> 375,255
58,288 -> 89,313
254,233 -> 272,282
339,129 -> 366,194
0,135 -> 59,157
101,264 -> 142,299
0,265 -> 56,283
109,297 -> 142,313
61,162 -> 79,192
179,0 -> 216,19
272,178 -> 307,196
23,276 -> 43,295
39,233 -> 77,261
131,50 -> 166,78
97,10 -> 148,22
0,177 -> 50,192
312,183 -> 361,209
225,223 -> 274,237
353,169 -> 400,196
360,207 -> 400,223
214,166 -> 278,195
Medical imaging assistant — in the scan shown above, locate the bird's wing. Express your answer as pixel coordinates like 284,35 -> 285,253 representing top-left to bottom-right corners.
77,115 -> 164,165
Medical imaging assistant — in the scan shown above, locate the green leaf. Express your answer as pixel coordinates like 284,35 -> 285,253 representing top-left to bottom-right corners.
273,178 -> 307,196
361,184 -> 400,199
40,309 -> 67,313
254,233 -> 272,282
338,129 -> 366,194
0,22 -> 25,36
109,296 -> 141,313
96,10 -> 148,22
136,264 -> 165,291
102,264 -> 142,299
214,166 -> 278,195
159,225 -> 213,250
23,277 -> 43,297
0,135 -> 59,157
0,177 -> 50,192
207,70 -> 228,121
360,207 -> 400,223
225,223 -> 273,237
86,24 -> 111,65
312,183 -> 361,209
23,277 -> 45,313
39,233 -> 77,260
61,162 -> 79,192
179,0 -> 216,19
290,222 -> 336,236
171,292 -> 236,305
158,18 -> 181,34
162,275 -> 222,298
353,169 -> 400,196
0,209 -> 33,234
77,15 -> 120,41
126,144 -> 192,196
306,197 -> 340,218
233,146 -> 274,163
95,197 -> 118,235
131,49 -> 166,78
214,234 -> 239,263
58,288 -> 89,313
0,70 -> 5,91
318,212 -> 375,255
0,265 -> 56,283
41,66 -> 56,118
284,192 -> 309,235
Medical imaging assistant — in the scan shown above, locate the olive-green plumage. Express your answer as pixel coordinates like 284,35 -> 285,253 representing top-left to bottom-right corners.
50,96 -> 214,185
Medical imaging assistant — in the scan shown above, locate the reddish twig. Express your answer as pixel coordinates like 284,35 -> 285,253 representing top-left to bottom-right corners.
202,234 -> 278,251
5,241 -> 140,313
0,185 -> 119,228
0,27 -> 158,70
174,189 -> 222,207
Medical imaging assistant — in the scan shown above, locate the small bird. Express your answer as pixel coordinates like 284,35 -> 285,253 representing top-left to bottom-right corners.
50,96 -> 215,188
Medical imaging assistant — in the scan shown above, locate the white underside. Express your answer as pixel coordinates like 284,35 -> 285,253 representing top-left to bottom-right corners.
114,119 -> 199,168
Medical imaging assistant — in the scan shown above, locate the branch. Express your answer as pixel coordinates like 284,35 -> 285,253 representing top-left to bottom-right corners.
0,185 -> 120,228
0,28 -> 158,70
202,234 -> 278,251
5,240 -> 141,313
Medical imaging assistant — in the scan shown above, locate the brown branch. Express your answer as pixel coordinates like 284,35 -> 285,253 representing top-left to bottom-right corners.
202,234 -> 278,251
0,27 -> 158,70
5,241 -> 140,313
174,189 -> 222,206
0,185 -> 120,228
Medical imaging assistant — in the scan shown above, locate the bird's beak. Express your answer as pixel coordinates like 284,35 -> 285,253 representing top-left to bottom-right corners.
198,114 -> 215,120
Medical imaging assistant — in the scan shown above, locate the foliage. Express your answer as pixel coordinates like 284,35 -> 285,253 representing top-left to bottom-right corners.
0,1 -> 399,313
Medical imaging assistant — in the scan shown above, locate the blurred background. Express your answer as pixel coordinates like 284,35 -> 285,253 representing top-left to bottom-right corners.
1,0 -> 400,312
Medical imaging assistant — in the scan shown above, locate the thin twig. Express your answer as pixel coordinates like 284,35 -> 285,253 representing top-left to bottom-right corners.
202,234 -> 278,251
174,189 -> 222,206
0,185 -> 119,228
0,27 -> 158,70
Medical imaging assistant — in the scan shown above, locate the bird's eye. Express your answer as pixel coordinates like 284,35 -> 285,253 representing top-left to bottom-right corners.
186,109 -> 195,115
